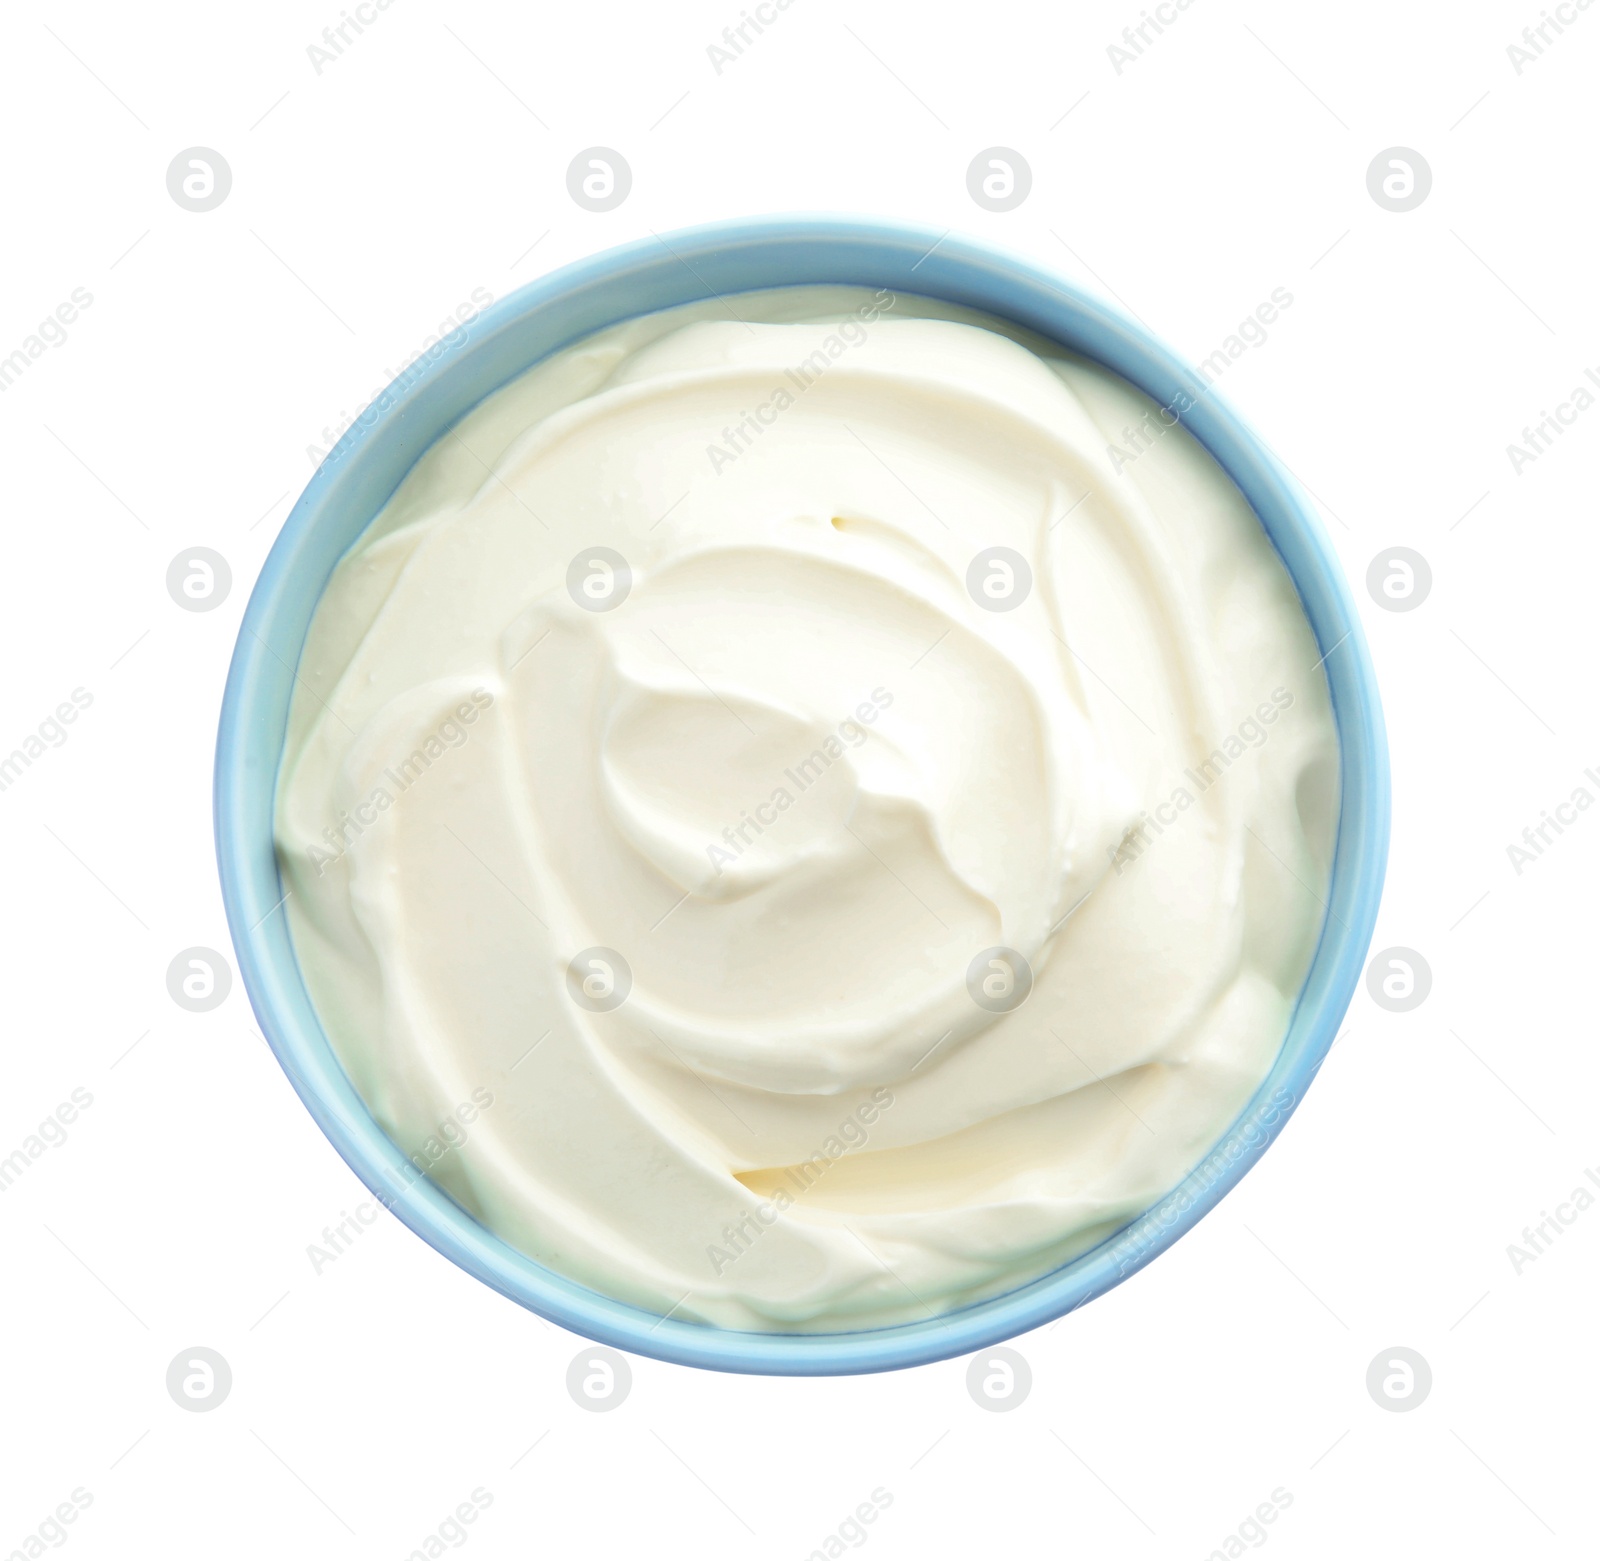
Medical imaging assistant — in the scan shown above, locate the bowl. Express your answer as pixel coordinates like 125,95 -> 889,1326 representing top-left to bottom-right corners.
215,215 -> 1389,1375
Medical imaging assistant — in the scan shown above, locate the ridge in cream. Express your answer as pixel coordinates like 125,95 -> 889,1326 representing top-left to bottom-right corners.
277,286 -> 1339,1331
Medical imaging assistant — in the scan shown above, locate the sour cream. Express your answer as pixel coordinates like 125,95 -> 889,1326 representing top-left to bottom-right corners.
276,286 -> 1339,1330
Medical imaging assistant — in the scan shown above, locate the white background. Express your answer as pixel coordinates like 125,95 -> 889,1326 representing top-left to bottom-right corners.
2,0 -> 1597,1555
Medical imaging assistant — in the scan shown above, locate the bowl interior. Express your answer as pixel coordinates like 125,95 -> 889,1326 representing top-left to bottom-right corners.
215,216 -> 1388,1375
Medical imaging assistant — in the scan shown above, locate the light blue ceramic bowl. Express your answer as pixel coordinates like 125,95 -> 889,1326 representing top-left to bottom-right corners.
215,215 -> 1388,1375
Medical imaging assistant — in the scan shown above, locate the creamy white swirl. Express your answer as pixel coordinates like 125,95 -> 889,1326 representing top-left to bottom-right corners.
277,287 -> 1339,1329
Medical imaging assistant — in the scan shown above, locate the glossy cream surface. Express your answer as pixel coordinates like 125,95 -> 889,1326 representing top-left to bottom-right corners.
276,287 -> 1339,1329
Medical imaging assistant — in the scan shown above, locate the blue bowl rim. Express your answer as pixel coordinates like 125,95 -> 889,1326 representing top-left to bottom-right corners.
214,213 -> 1389,1376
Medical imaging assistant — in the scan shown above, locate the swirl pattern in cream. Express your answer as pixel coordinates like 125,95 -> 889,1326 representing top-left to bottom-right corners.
277,287 -> 1339,1329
